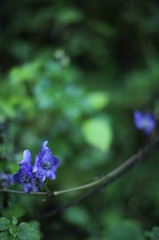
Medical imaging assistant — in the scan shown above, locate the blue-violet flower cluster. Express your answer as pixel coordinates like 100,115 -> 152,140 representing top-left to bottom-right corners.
0,172 -> 14,188
134,110 -> 156,135
13,141 -> 60,193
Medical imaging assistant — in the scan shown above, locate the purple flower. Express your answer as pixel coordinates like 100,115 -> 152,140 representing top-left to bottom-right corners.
13,141 -> 60,193
13,150 -> 38,193
33,141 -> 60,182
0,173 -> 14,187
134,110 -> 156,135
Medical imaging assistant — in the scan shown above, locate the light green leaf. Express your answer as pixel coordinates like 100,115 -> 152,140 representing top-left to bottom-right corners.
82,118 -> 113,152
0,217 -> 10,231
16,222 -> 40,240
87,91 -> 110,111
0,99 -> 15,120
9,61 -> 41,84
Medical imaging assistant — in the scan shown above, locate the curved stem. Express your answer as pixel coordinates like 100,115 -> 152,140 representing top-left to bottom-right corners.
39,135 -> 159,220
53,148 -> 143,196
0,152 -> 139,196
1,134 -> 159,199
0,188 -> 48,195
53,176 -> 108,196
53,135 -> 159,197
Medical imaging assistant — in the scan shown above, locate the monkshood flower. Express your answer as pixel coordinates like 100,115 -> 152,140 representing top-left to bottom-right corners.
0,172 -> 14,188
13,150 -> 39,193
13,141 -> 60,193
33,141 -> 60,183
134,110 -> 156,135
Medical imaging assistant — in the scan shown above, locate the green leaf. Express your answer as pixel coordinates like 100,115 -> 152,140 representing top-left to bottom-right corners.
29,221 -> 42,239
0,99 -> 15,120
9,225 -> 18,238
56,9 -> 84,25
16,222 -> 40,240
82,117 -> 113,152
86,91 -> 110,111
0,231 -> 15,240
9,61 -> 41,84
0,217 -> 10,231
2,205 -> 25,219
12,216 -> 17,226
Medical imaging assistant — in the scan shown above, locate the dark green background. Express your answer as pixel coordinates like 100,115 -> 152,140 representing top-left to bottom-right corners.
0,0 -> 159,239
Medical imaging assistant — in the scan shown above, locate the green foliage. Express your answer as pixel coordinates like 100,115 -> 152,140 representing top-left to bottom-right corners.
55,8 -> 85,25
0,217 -> 40,240
88,20 -> 117,37
0,206 -> 41,239
0,231 -> 15,240
63,206 -> 90,227
1,0 -> 159,239
86,91 -> 110,111
29,221 -> 42,239
2,205 -> 25,219
103,219 -> 143,240
12,216 -> 18,226
14,222 -> 40,240
144,227 -> 159,240
0,217 -> 10,231
82,117 -> 113,152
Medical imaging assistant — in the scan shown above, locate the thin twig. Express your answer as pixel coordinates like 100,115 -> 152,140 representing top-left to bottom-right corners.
0,188 -> 48,195
38,134 -> 159,220
1,135 -> 159,219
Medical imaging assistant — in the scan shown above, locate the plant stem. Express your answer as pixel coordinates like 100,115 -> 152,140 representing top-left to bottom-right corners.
0,188 -> 48,195
1,134 -> 159,198
53,149 -> 143,196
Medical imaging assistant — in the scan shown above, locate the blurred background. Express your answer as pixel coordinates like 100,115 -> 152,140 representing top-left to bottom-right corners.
1,0 -> 159,239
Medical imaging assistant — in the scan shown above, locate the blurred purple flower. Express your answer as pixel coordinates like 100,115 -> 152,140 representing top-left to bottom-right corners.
0,173 -> 14,187
33,141 -> 60,182
134,110 -> 156,135
13,150 -> 38,193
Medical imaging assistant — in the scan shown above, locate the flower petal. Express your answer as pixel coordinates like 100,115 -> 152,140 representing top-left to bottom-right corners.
33,155 -> 39,173
134,111 -> 143,129
42,175 -> 46,182
23,183 -> 32,193
0,173 -> 14,187
19,150 -> 31,166
134,110 -> 156,135
13,169 -> 24,184
31,184 -> 38,192
22,165 -> 33,178
46,169 -> 56,180
41,141 -> 48,153
52,156 -> 60,168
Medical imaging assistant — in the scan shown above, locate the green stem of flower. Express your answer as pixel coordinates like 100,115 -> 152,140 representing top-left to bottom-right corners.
0,155 -> 132,196
0,188 -> 48,195
1,134 -> 158,197
53,150 -> 139,196
1,156 -> 131,196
